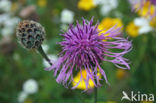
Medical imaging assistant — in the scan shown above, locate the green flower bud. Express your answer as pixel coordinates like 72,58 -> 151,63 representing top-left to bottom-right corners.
16,20 -> 45,49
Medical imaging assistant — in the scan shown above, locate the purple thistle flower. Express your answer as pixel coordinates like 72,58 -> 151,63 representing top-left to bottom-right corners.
45,18 -> 132,89
129,0 -> 156,18
151,0 -> 156,5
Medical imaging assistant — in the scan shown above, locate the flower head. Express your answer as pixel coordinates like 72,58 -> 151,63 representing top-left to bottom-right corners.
116,69 -> 127,80
38,0 -> 47,8
126,21 -> 139,37
23,79 -> 38,94
0,3 -> 20,37
0,0 -> 11,12
100,0 -> 118,16
18,91 -> 28,103
78,0 -> 95,11
46,18 -> 132,89
150,17 -> 156,27
129,0 -> 156,18
126,17 -> 153,37
16,20 -> 45,49
60,9 -> 74,24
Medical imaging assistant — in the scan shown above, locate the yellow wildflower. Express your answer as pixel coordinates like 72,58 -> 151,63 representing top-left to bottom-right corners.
38,0 -> 47,8
98,18 -> 123,34
24,99 -> 33,103
51,9 -> 59,16
141,101 -> 153,103
11,2 -> 18,12
106,101 -> 116,103
78,0 -> 95,11
150,17 -> 156,27
126,21 -> 139,37
98,18 -> 123,39
116,69 -> 127,80
137,1 -> 155,18
72,69 -> 101,90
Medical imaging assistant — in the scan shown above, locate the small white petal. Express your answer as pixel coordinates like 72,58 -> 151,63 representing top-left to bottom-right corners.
134,17 -> 149,26
93,0 -> 103,5
23,79 -> 38,94
60,24 -> 68,31
1,27 -> 14,37
100,5 -> 112,16
4,17 -> 20,28
0,0 -> 11,12
0,14 -> 10,24
100,0 -> 109,5
18,91 -> 28,103
139,26 -> 152,34
100,0 -> 118,16
60,9 -> 74,24
108,0 -> 118,8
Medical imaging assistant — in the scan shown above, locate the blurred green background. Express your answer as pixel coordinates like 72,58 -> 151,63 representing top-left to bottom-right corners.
0,0 -> 156,103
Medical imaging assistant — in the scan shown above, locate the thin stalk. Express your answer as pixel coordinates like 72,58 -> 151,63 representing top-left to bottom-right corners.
37,45 -> 52,66
94,73 -> 98,103
94,87 -> 97,103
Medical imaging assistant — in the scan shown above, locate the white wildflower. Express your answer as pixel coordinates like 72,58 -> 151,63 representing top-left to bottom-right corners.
60,9 -> 74,24
100,0 -> 118,16
60,24 -> 68,31
0,15 -> 20,37
93,0 -> 103,5
134,17 -> 153,34
1,27 -> 14,37
4,17 -> 20,28
23,79 -> 38,94
0,0 -> 11,12
18,91 -> 28,103
0,14 -> 10,24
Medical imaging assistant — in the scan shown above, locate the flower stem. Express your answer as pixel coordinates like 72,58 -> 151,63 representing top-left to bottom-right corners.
37,45 -> 52,66
94,87 -> 97,103
94,71 -> 98,103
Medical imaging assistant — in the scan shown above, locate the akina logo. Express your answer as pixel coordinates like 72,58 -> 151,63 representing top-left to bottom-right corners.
121,91 -> 154,102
